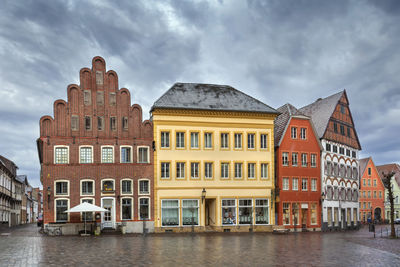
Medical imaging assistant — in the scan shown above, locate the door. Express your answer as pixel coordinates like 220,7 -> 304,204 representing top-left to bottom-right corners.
341,209 -> 346,229
102,198 -> 114,229
301,209 -> 308,229
205,199 -> 216,226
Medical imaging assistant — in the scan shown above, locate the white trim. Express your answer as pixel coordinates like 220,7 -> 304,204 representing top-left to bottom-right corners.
80,179 -> 95,196
54,180 -> 70,197
101,178 -> 115,195
255,198 -> 270,225
54,145 -> 69,164
181,199 -> 200,227
101,197 -> 116,229
120,145 -> 133,163
120,178 -> 133,196
54,198 -> 70,222
101,145 -> 114,163
138,178 -> 150,195
78,145 -> 94,164
137,146 -> 150,163
120,197 -> 134,221
138,196 -> 151,220
221,198 -> 237,226
161,199 -> 180,227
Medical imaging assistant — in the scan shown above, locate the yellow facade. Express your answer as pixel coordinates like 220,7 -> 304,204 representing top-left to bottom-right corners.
152,109 -> 277,232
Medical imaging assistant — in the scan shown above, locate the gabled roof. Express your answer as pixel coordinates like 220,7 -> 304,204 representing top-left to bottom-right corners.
359,157 -> 371,177
0,155 -> 18,177
376,163 -> 400,187
151,83 -> 279,114
274,103 -> 306,147
299,91 -> 343,138
16,175 -> 27,184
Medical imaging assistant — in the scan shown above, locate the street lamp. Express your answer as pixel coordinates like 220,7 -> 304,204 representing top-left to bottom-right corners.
47,186 -> 51,208
201,188 -> 206,204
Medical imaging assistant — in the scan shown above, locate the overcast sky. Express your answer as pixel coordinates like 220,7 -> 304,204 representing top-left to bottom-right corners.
1,0 -> 400,188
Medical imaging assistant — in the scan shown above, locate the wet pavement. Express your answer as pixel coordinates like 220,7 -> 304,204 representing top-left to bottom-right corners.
0,224 -> 399,266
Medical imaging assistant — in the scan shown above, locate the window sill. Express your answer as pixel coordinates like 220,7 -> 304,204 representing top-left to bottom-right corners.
101,190 -> 115,194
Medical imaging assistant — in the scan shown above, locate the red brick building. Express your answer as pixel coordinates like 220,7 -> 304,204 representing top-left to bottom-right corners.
275,104 -> 322,231
37,56 -> 154,234
359,157 -> 385,223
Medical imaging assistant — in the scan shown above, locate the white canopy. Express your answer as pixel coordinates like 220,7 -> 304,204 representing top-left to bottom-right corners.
65,202 -> 107,213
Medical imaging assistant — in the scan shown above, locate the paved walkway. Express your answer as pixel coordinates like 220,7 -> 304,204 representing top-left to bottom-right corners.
0,224 -> 399,266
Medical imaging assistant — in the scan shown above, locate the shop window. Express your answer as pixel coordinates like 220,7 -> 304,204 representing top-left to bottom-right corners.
182,200 -> 199,226
238,199 -> 252,224
255,199 -> 269,224
222,199 -> 236,225
81,199 -> 94,221
283,203 -> 290,225
161,200 -> 179,226
311,204 -> 317,225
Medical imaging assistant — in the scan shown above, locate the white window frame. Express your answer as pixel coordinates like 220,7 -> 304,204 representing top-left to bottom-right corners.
80,179 -> 95,196
101,145 -> 114,163
138,179 -> 150,195
292,152 -> 298,166
137,146 -> 150,163
191,162 -> 200,179
204,162 -> 213,179
291,127 -> 297,139
120,179 -> 133,195
221,199 -> 237,225
282,178 -> 289,190
182,199 -> 200,226
176,132 -> 185,148
300,128 -> 307,139
234,133 -> 242,149
302,178 -> 308,191
311,154 -> 317,168
120,197 -> 133,220
260,134 -> 268,149
301,153 -> 307,167
234,163 -> 243,179
247,133 -> 255,149
282,152 -> 289,166
255,198 -> 269,225
120,145 -> 133,163
311,178 -> 317,192
161,131 -> 170,148
79,145 -> 93,164
176,162 -> 186,179
238,199 -> 253,225
161,199 -> 180,227
161,162 -> 170,179
261,163 -> 269,179
54,180 -> 69,197
221,162 -> 229,179
138,197 -> 151,220
54,198 -> 69,222
220,133 -> 229,149
54,145 -> 69,164
204,132 -> 212,149
247,163 -> 256,179
292,178 -> 299,191
190,132 -> 199,149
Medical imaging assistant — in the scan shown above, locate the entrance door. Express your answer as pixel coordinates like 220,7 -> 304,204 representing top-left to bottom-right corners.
341,209 -> 346,229
102,198 -> 114,229
374,208 -> 381,222
205,199 -> 216,226
301,209 -> 308,229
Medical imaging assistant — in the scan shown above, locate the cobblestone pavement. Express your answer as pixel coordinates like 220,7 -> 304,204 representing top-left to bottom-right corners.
0,224 -> 399,267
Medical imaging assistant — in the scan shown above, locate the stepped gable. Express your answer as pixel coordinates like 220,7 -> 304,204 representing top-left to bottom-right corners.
274,103 -> 307,147
151,83 -> 279,114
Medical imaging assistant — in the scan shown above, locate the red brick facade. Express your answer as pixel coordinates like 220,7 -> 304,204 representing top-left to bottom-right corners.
37,57 -> 153,232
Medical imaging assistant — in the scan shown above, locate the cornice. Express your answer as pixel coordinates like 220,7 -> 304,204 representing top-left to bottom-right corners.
152,108 -> 278,119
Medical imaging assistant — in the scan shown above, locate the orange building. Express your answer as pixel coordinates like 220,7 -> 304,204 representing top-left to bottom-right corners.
359,157 -> 385,223
275,104 -> 322,231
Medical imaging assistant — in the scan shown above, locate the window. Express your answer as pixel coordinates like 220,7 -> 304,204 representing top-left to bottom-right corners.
191,163 -> 199,179
81,181 -> 94,195
234,133 -> 242,149
311,154 -> 317,167
301,153 -> 307,167
379,191 -> 382,198
311,178 -> 317,191
96,71 -> 103,84
139,198 -> 149,220
102,180 -> 114,192
139,180 -> 149,195
161,162 -> 170,179
221,163 -> 229,179
161,200 -> 179,226
176,162 -> 185,179
81,199 -> 94,221
373,191 -> 377,198
292,178 -> 298,191
204,133 -> 212,148
54,146 -> 68,164
190,132 -> 199,148
97,116 -> 104,130
368,179 -> 371,186
96,91 -> 104,105
352,167 -> 358,179
101,146 -> 113,163
247,134 -> 255,149
300,128 -> 306,139
261,163 -> 268,179
283,203 -> 290,225
255,199 -> 269,224
55,181 -> 68,195
327,207 -> 332,226
310,204 -> 317,225
340,105 -> 345,114
282,152 -> 289,166
326,143 -> 331,151
110,117 -> 116,131
85,116 -> 92,130
346,149 -> 350,157
247,163 -> 255,179
368,168 -> 371,176
292,203 -> 299,225
302,178 -> 308,191
121,180 -> 132,194
121,147 -> 132,163
109,92 -> 116,106
138,147 -> 149,163
161,132 -> 170,148
222,199 -> 236,225
122,117 -> 128,130
340,125 -> 345,136
176,132 -> 185,148
56,199 -> 68,222
234,163 -> 242,179
333,145 -> 337,153
260,134 -> 268,149
333,122 -> 338,133
182,200 -> 199,226
80,146 -> 93,164
239,199 -> 252,224
373,179 -> 376,186
292,153 -> 298,166
121,198 -> 132,220
84,90 -> 91,105
220,133 -> 229,149
291,127 -> 297,139
71,115 -> 79,131
283,178 -> 289,190
352,151 -> 356,158
205,162 -> 213,179
339,147 -> 345,155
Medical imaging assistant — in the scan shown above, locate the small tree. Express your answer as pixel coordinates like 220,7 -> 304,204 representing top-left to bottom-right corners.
381,171 -> 396,238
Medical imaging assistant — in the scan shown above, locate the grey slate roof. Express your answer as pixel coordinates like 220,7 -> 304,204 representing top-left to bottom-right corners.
359,157 -> 371,177
0,155 -> 18,177
299,91 -> 344,138
16,175 -> 27,184
274,103 -> 307,147
151,83 -> 279,114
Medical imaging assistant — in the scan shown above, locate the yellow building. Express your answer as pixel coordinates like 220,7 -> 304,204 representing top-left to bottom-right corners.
151,83 -> 279,232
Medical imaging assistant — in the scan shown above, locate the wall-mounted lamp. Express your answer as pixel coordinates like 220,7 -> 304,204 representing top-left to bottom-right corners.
321,192 -> 326,201
201,188 -> 206,204
47,186 -> 51,206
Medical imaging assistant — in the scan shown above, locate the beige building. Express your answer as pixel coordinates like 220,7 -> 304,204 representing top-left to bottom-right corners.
151,83 -> 279,232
